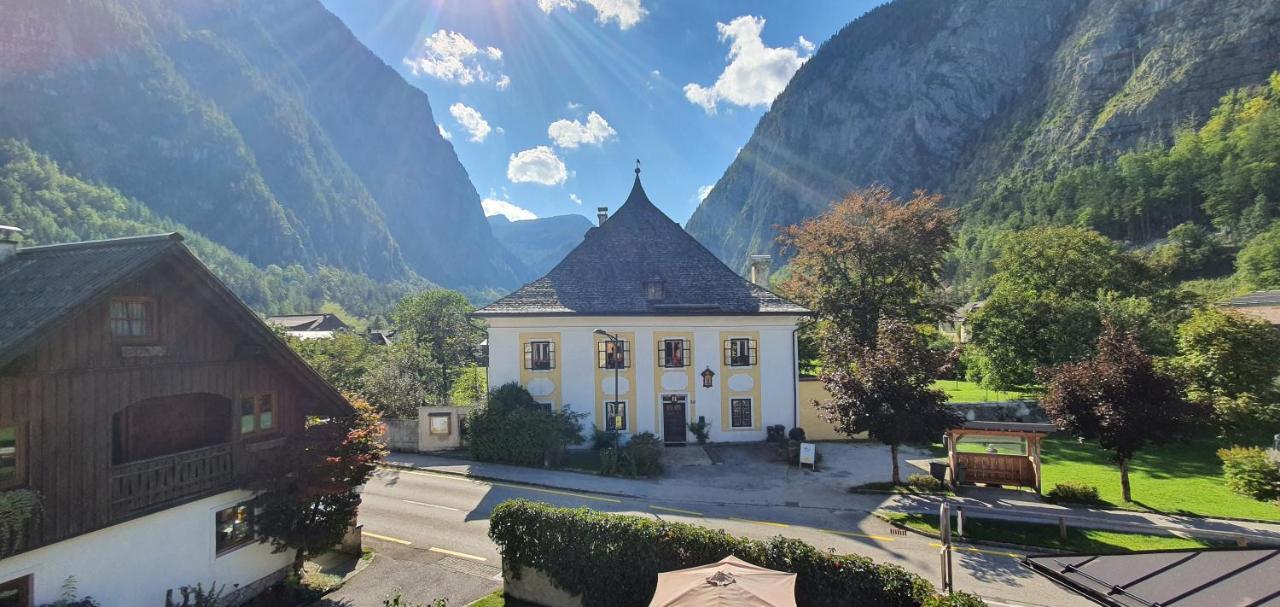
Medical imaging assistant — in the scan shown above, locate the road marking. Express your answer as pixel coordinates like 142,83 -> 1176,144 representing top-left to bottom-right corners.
650,505 -> 704,516
362,531 -> 412,545
403,499 -> 461,512
430,547 -> 488,561
397,469 -> 622,503
729,517 -> 790,528
928,542 -> 1020,558
823,528 -> 896,542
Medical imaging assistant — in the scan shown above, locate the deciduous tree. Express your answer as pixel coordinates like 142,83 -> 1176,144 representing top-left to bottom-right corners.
253,395 -> 388,576
778,186 -> 956,359
392,290 -> 484,405
1041,324 -> 1202,502
817,319 -> 963,484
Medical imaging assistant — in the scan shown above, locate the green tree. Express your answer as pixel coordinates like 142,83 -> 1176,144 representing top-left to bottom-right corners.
253,395 -> 387,576
1236,221 -> 1280,289
1174,307 -> 1280,398
363,340 -> 440,418
817,319 -> 963,484
777,186 -> 957,360
287,331 -> 375,396
391,290 -> 484,405
1042,324 -> 1202,502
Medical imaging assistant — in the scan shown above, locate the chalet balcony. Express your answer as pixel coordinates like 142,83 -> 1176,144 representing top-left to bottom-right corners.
109,443 -> 234,518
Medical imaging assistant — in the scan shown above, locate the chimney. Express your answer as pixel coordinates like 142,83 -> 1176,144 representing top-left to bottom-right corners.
597,206 -> 608,226
0,226 -> 21,264
748,254 -> 772,288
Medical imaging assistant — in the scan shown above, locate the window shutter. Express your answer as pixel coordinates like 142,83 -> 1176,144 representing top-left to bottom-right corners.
524,342 -> 532,370
723,340 -> 731,366
597,341 -> 606,368
750,339 -> 758,366
683,339 -> 691,367
547,342 -> 556,369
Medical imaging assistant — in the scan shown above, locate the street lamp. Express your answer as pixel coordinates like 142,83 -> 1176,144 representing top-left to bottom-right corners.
594,329 -> 621,447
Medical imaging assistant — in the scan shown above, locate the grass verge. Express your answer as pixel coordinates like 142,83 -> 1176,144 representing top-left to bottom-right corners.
849,481 -> 953,496
469,590 -> 539,607
880,512 -> 1222,553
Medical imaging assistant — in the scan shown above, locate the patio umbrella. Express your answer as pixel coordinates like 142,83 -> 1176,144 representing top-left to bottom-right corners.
648,555 -> 797,607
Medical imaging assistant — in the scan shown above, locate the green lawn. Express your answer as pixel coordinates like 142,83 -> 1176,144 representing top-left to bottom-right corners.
1038,436 -> 1280,522
933,379 -> 1033,403
882,512 -> 1220,553
470,590 -> 538,607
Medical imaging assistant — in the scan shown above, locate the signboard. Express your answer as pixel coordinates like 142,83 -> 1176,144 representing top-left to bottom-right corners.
799,442 -> 816,469
428,413 -> 452,436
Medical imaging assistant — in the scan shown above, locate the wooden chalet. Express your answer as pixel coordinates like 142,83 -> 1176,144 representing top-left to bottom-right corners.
0,231 -> 351,605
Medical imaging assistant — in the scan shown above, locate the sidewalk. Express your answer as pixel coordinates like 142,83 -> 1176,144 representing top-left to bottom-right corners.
383,451 -> 1280,545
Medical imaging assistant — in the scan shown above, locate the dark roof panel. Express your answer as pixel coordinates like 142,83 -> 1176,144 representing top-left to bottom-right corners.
1025,548 -> 1280,607
0,233 -> 184,359
475,176 -> 808,317
1228,291 -> 1280,306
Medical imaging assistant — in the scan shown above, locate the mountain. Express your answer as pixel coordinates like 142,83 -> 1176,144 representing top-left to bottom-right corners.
686,0 -> 1280,272
0,0 -> 519,290
488,214 -> 595,281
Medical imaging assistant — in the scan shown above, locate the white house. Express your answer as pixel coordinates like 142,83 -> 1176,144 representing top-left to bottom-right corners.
475,172 -> 810,443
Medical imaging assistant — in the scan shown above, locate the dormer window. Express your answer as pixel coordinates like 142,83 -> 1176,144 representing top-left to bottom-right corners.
644,278 -> 665,302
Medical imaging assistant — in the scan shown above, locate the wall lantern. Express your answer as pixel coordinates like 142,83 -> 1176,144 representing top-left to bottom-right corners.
701,367 -> 716,388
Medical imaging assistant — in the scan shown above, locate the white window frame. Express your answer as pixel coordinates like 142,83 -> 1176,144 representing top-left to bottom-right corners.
604,400 -> 628,432
730,398 -> 753,429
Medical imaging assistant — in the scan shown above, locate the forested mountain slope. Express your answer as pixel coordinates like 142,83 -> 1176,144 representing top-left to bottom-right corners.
687,0 -> 1280,274
488,214 -> 595,282
0,0 -> 519,291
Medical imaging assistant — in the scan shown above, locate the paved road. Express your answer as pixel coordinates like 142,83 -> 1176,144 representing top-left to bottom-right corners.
325,467 -> 1093,607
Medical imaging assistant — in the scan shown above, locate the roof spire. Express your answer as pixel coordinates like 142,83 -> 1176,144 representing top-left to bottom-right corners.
635,158 -> 641,176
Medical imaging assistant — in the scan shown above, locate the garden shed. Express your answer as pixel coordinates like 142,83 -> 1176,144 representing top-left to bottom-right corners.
944,421 -> 1056,493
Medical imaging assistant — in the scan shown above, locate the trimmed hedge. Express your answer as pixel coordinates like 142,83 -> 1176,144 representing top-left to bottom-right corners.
1045,481 -> 1102,505
489,499 -> 979,607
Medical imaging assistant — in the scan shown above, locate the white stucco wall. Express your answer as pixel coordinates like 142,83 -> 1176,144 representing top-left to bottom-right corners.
0,489 -> 288,606
486,315 -> 802,442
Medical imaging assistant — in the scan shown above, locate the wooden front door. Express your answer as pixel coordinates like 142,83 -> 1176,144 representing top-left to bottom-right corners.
662,395 -> 687,445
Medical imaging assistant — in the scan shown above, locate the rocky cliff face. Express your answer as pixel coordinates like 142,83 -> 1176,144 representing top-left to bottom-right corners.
0,0 -> 519,289
488,214 -> 594,282
686,0 -> 1280,271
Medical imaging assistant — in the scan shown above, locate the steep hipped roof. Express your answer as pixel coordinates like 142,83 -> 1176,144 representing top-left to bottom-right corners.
267,313 -> 351,332
0,233 -> 351,415
1227,290 -> 1280,306
475,175 -> 808,317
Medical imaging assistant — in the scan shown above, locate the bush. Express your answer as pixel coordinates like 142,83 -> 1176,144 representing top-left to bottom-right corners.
468,383 -> 584,466
600,433 -> 664,477
925,593 -> 988,607
907,474 -> 943,492
1218,446 -> 1280,502
788,427 -> 807,442
490,500 -> 961,607
592,427 -> 620,450
1045,482 -> 1102,505
687,419 -> 710,444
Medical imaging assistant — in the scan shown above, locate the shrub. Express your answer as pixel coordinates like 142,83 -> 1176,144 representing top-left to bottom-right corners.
600,434 -> 664,478
788,427 -> 807,442
925,592 -> 988,607
468,383 -> 585,466
490,500 -> 957,607
592,427 -> 620,450
907,474 -> 943,492
1218,446 -> 1280,502
687,419 -> 710,444
1045,482 -> 1102,505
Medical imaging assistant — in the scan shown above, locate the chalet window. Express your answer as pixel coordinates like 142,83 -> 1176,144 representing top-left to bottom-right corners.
730,398 -> 753,428
724,338 -> 757,367
215,502 -> 255,554
597,340 -> 629,369
109,297 -> 155,339
240,393 -> 275,436
0,575 -> 31,607
661,339 -> 689,368
0,424 -> 24,489
605,401 -> 627,432
525,341 -> 555,371
536,402 -> 553,413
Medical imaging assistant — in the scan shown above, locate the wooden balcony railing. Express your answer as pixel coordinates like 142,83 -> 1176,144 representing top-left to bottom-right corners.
110,443 -> 234,517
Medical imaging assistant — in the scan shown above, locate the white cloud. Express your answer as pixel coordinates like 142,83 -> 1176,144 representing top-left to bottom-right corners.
569,193 -> 583,205
438,124 -> 452,141
403,30 -> 508,89
496,74 -> 511,90
449,103 -> 492,142
482,198 -> 538,221
683,16 -> 812,114
547,111 -> 617,149
797,35 -> 815,53
507,146 -> 568,185
568,101 -> 583,110
535,0 -> 647,30
697,185 -> 714,201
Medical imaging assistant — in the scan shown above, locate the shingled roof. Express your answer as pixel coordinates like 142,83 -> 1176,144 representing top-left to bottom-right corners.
475,175 -> 808,317
0,232 -> 350,415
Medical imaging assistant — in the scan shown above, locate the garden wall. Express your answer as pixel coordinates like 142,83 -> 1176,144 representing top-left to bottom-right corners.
797,377 -> 868,440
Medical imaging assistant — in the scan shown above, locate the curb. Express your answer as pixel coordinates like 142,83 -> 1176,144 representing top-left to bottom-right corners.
871,511 -> 1067,555
379,462 -> 648,502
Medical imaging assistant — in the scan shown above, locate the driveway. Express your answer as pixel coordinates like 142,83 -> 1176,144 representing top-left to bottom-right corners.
685,441 -> 935,496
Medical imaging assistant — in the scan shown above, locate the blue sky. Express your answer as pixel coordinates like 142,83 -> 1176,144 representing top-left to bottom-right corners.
320,0 -> 878,225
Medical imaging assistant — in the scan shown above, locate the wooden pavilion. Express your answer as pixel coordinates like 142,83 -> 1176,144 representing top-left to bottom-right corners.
945,421 -> 1056,493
